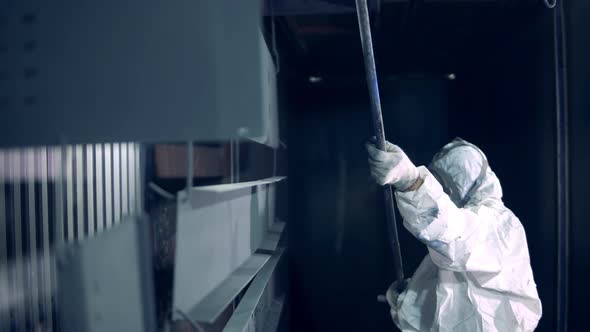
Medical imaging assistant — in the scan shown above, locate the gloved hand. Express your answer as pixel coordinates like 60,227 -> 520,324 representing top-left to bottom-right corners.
366,139 -> 419,190
385,278 -> 410,326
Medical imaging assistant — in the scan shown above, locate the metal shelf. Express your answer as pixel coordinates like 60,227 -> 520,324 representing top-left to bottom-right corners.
223,249 -> 286,332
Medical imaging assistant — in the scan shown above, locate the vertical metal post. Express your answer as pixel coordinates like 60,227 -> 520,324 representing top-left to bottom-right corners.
235,141 -> 240,183
86,144 -> 95,237
186,141 -> 194,202
230,140 -> 235,183
75,145 -> 84,240
129,143 -> 136,216
554,2 -> 569,331
53,145 -> 66,330
0,150 -> 8,332
135,144 -> 143,213
121,143 -> 129,218
113,143 -> 121,224
65,145 -> 74,242
26,149 -> 39,326
96,144 -> 104,233
10,149 -> 26,328
55,145 -> 65,245
354,0 -> 404,283
40,147 -> 53,330
105,144 -> 113,229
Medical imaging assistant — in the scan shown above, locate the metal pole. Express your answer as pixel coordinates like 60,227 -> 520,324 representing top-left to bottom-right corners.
355,0 -> 404,283
553,2 -> 568,331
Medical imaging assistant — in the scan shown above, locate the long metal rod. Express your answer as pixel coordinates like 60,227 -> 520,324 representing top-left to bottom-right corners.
355,0 -> 404,283
554,2 -> 568,331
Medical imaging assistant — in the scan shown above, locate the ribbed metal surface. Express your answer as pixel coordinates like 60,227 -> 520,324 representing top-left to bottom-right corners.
0,143 -> 142,330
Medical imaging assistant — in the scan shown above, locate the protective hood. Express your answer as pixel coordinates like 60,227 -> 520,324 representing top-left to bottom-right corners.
428,138 -> 503,207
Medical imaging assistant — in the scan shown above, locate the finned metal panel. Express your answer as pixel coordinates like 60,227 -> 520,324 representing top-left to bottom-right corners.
0,143 -> 143,330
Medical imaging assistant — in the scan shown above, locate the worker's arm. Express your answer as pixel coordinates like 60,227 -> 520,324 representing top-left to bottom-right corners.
400,177 -> 424,192
366,140 -> 505,273
395,167 -> 505,273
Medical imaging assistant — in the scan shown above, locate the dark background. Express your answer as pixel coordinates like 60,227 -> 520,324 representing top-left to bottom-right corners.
280,2 -> 567,331
564,1 -> 590,331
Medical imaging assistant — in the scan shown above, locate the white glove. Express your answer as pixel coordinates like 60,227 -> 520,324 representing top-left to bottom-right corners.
385,278 -> 410,327
366,140 -> 419,190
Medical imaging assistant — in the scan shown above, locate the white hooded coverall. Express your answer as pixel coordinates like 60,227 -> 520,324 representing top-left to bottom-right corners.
391,139 -> 542,332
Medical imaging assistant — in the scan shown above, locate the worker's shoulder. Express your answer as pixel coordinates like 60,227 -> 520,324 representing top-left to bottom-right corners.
476,198 -> 524,228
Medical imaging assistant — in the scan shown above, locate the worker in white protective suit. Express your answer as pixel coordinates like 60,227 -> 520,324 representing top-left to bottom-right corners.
366,137 -> 542,332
